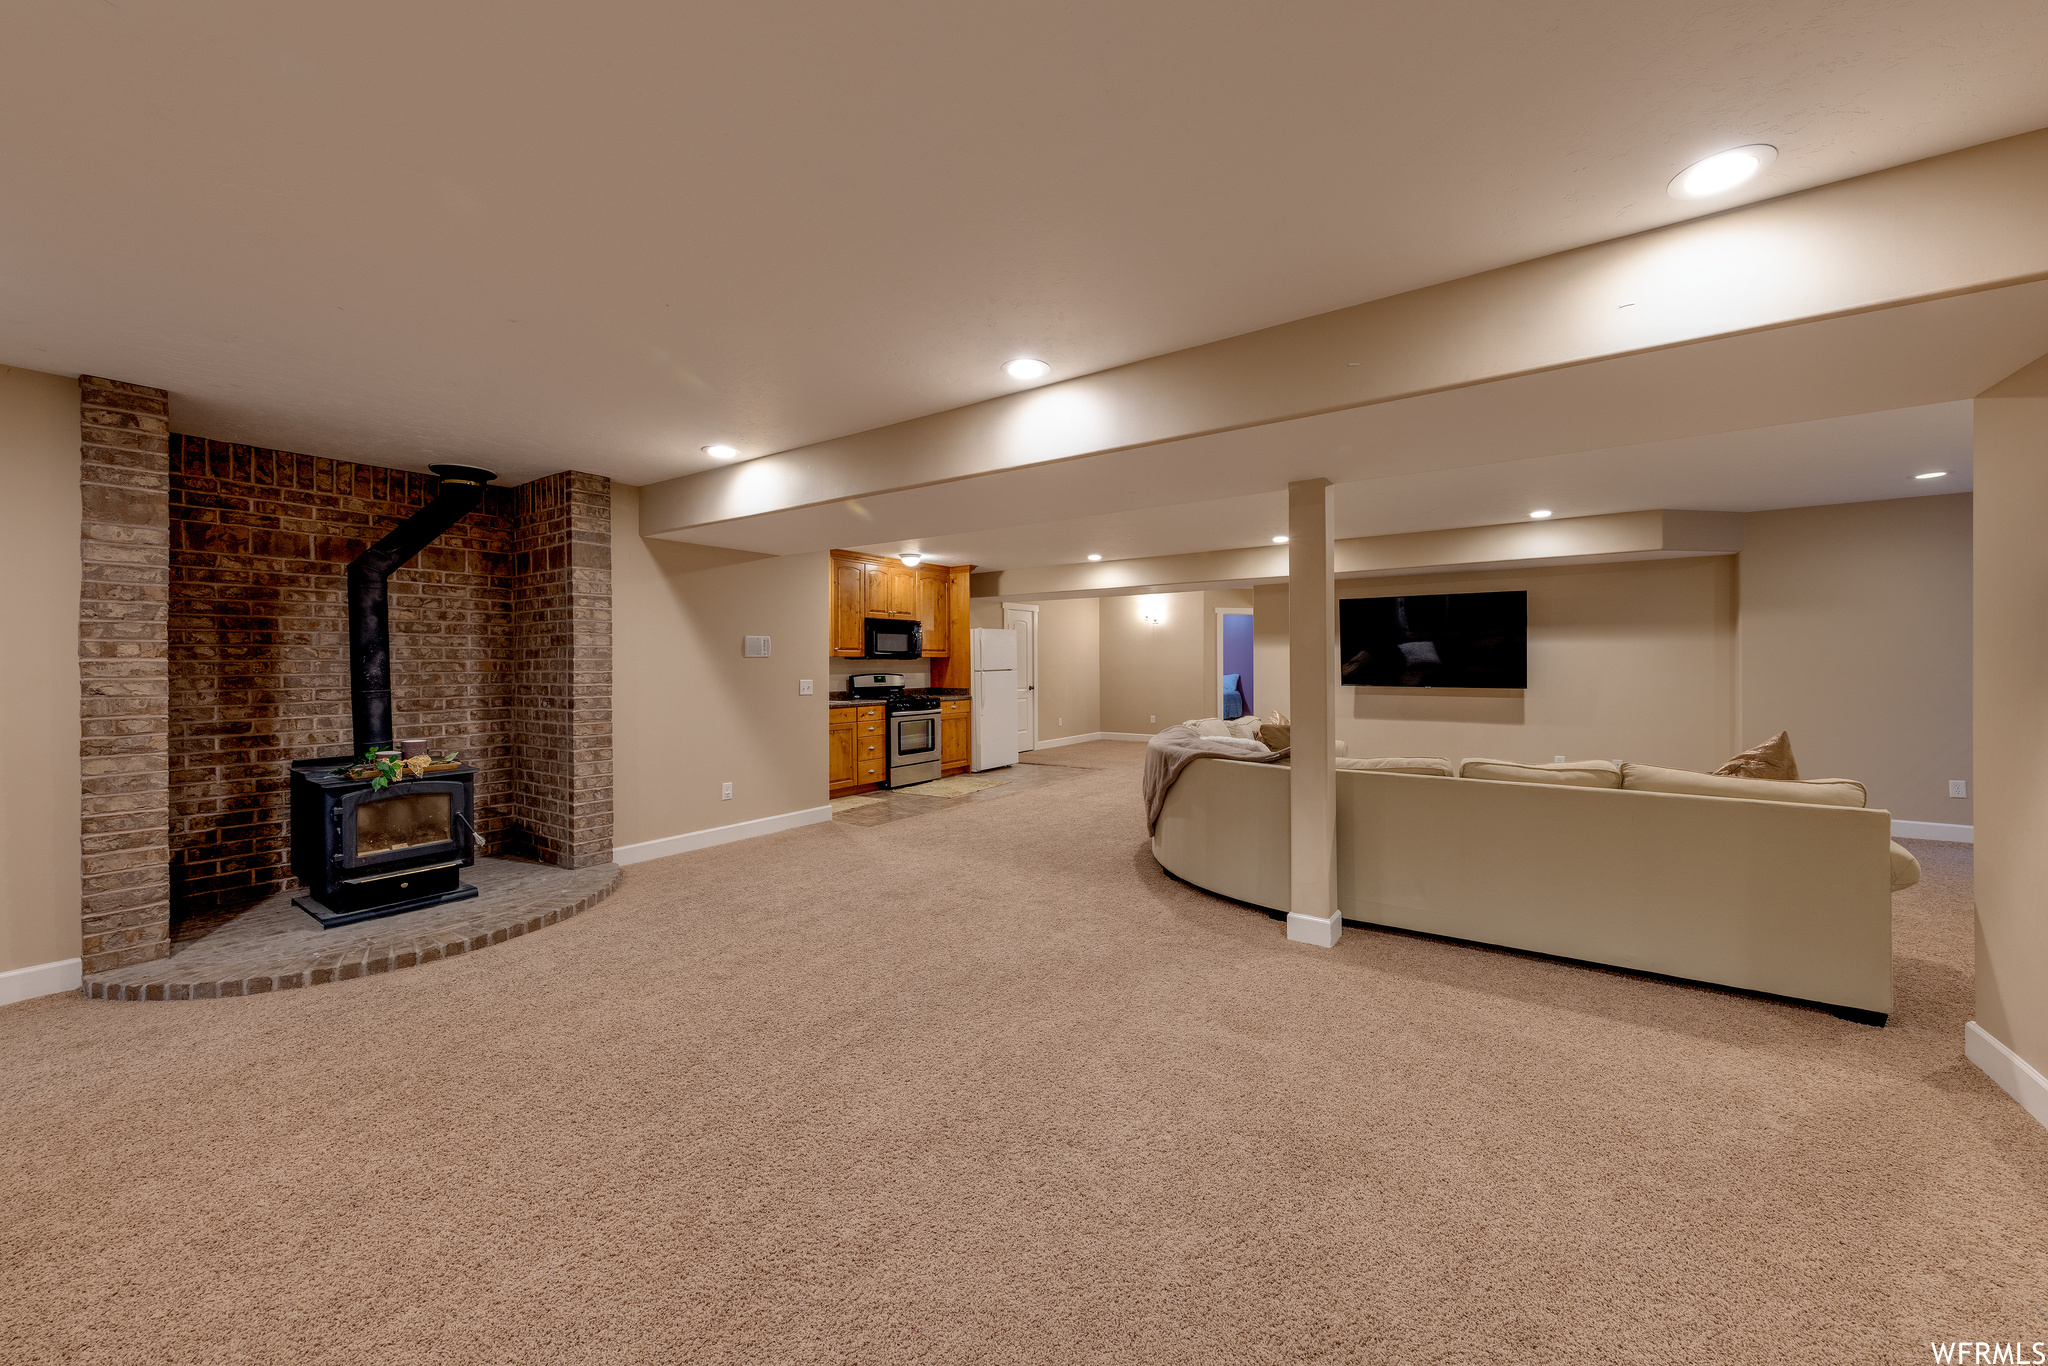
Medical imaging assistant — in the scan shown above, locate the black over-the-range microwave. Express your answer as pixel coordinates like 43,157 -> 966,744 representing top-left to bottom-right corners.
864,617 -> 923,659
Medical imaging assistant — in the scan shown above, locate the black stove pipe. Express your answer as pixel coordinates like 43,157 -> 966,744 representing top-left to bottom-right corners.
348,463 -> 496,756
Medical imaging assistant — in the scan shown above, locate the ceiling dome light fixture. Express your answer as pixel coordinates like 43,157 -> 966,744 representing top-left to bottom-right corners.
1669,145 -> 1777,200
1914,471 -> 1949,480
899,553 -> 922,566
703,444 -> 740,459
1272,535 -> 1289,544
1529,509 -> 1554,519
1003,358 -> 1051,380
1087,553 -> 1103,561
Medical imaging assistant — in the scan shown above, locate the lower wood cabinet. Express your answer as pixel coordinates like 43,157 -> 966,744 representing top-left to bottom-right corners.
940,698 -> 971,773
830,705 -> 889,796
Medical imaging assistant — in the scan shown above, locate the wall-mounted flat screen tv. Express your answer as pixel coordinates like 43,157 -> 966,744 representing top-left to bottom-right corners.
1339,591 -> 1527,688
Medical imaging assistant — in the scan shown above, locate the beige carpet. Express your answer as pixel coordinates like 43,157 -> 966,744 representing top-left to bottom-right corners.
4,744 -> 2045,1364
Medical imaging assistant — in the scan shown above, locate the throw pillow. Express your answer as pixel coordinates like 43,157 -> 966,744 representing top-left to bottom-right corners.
1459,758 -> 1623,788
1619,764 -> 1866,808
1713,731 -> 1799,781
1258,722 -> 1290,750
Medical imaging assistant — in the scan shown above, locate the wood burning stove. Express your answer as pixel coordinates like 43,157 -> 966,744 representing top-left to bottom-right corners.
290,758 -> 480,927
289,462 -> 497,928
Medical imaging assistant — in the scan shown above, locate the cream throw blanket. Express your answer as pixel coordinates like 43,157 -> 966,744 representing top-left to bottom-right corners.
1142,724 -> 1288,835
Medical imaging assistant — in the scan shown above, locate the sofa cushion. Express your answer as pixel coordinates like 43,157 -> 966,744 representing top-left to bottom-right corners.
1460,758 -> 1621,788
1889,840 -> 1922,892
1338,756 -> 1455,776
1620,763 -> 1867,808
1187,718 -> 1232,738
1258,721 -> 1289,750
1714,730 -> 1800,781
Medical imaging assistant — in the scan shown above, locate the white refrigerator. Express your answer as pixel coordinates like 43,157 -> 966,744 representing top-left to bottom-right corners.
969,628 -> 1019,771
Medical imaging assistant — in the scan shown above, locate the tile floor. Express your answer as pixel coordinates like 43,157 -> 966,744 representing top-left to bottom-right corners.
829,758 -> 1093,827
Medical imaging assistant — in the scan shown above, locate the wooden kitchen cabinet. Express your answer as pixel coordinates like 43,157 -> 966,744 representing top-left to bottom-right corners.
862,560 -> 918,619
830,703 -> 890,796
940,698 -> 971,774
917,566 -> 950,656
829,551 -> 974,663
830,556 -> 867,657
829,708 -> 856,788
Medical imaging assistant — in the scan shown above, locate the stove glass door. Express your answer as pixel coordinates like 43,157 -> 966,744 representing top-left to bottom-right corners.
894,714 -> 938,757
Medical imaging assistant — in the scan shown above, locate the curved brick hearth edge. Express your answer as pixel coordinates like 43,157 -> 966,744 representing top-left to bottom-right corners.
82,859 -> 622,1001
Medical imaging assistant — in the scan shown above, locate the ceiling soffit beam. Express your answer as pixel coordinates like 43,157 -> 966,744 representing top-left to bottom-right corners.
642,129 -> 2048,539
970,510 -> 1742,599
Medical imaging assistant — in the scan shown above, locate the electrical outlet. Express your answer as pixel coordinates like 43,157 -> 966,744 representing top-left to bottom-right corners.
1150,715 -> 1157,724
721,782 -> 733,800
1950,779 -> 1969,799
1554,755 -> 1567,763
799,679 -> 813,695
1057,717 -> 1062,726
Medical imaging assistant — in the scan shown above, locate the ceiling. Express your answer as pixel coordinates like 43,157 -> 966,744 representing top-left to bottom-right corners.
850,402 -> 1975,572
3,1 -> 2047,487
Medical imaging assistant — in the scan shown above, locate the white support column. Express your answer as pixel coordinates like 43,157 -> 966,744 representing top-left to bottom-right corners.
1285,478 -> 1340,947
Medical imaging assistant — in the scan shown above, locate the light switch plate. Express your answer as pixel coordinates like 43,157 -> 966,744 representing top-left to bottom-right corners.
721,782 -> 733,800
743,635 -> 771,657
1950,779 -> 1969,798
799,679 -> 813,695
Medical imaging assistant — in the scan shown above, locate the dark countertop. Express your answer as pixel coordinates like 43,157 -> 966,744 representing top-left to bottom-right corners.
829,687 -> 972,708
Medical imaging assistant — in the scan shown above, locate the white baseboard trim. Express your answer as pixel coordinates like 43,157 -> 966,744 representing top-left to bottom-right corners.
613,805 -> 834,866
1029,731 -> 1155,748
1965,1021 -> 2048,1133
1892,820 -> 1973,843
1285,910 -> 1343,948
0,957 -> 83,1007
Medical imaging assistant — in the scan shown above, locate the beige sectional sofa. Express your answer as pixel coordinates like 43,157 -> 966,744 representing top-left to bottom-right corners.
1150,754 -> 1911,1024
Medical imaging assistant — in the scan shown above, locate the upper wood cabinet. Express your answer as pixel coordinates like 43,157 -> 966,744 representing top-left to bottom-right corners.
830,551 -> 974,661
830,557 -> 867,657
917,566 -> 950,657
861,560 -> 918,620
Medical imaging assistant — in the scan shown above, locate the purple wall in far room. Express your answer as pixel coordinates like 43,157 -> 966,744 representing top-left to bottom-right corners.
1222,612 -> 1254,713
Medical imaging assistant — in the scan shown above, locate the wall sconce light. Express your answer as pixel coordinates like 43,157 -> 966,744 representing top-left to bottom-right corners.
1137,595 -> 1167,626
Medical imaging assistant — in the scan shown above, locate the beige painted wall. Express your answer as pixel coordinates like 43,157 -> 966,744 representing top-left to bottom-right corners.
1740,495 -> 1972,825
1336,559 -> 1738,770
1253,584 -> 1289,724
1973,354 -> 2048,1078
1030,598 -> 1100,740
1098,589 -> 1252,735
970,596 -> 1103,741
612,484 -> 829,847
0,367 -> 83,973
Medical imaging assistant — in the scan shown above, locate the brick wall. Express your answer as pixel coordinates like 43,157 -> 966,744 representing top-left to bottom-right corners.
79,378 -> 174,973
506,472 -> 614,868
164,438 -> 613,922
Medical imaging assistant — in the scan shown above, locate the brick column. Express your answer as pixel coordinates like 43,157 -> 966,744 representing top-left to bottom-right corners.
509,472 -> 614,867
79,378 -> 173,972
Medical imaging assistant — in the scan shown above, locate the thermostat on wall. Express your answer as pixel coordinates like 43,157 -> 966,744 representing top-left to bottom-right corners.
744,635 -> 772,657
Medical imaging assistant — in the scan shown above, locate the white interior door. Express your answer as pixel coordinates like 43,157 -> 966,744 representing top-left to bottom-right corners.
1002,603 -> 1038,752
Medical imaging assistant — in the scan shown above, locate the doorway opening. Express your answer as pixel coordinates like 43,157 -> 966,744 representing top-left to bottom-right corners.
1217,608 -> 1253,720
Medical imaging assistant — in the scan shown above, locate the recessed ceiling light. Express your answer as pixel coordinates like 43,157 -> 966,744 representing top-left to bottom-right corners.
703,444 -> 739,459
1003,358 -> 1051,380
1529,509 -> 1554,519
1086,553 -> 1102,561
899,553 -> 922,566
1914,471 -> 1948,480
1668,145 -> 1777,200
1272,536 -> 1289,544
